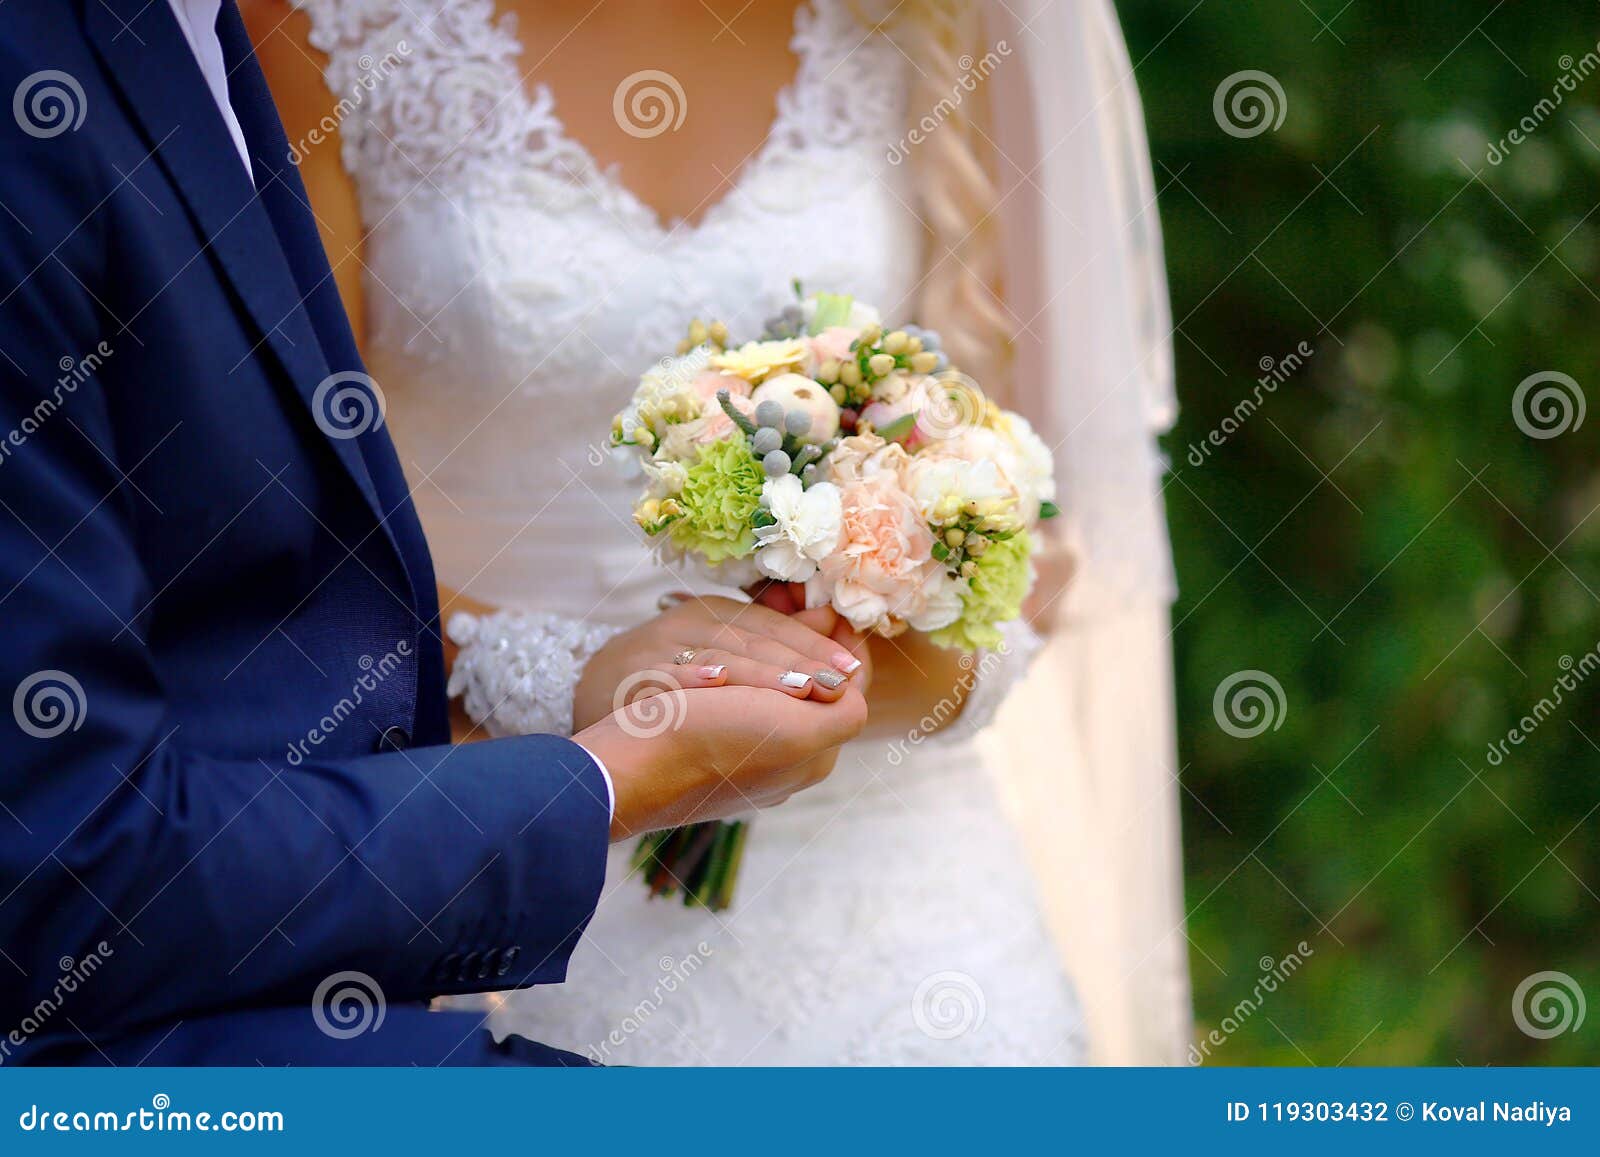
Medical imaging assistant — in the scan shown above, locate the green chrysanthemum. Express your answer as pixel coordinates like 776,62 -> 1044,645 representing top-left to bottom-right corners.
931,531 -> 1032,652
667,439 -> 764,563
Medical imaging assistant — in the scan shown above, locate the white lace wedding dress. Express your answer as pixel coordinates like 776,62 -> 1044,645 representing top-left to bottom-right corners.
299,0 -> 1087,1065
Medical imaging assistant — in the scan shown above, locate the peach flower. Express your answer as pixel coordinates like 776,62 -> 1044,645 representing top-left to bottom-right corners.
805,326 -> 860,367
689,370 -> 751,404
815,471 -> 959,634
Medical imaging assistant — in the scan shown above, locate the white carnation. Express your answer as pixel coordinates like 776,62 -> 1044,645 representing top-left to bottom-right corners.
754,475 -> 844,582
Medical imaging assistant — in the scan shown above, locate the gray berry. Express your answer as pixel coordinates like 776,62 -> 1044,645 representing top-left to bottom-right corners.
755,400 -> 785,429
752,427 -> 782,455
763,449 -> 792,476
784,409 -> 812,437
919,329 -> 942,351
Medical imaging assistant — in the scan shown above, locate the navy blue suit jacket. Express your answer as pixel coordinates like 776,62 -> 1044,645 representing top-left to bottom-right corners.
0,0 -> 608,1064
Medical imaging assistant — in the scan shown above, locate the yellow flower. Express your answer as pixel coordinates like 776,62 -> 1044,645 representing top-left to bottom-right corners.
712,339 -> 809,385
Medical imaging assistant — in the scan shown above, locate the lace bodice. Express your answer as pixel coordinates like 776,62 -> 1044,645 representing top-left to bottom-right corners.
297,0 -> 920,620
296,0 -> 1085,1066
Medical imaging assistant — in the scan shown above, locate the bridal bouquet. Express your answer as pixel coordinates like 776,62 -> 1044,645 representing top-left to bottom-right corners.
609,288 -> 1057,908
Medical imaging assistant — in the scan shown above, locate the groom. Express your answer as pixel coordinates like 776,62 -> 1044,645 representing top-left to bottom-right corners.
0,0 -> 862,1065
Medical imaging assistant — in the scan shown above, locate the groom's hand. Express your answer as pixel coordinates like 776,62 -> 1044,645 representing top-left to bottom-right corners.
572,595 -> 863,732
576,683 -> 868,840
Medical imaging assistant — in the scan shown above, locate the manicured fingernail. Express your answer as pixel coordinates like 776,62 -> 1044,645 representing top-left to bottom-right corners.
814,669 -> 847,690
779,670 -> 813,689
833,652 -> 862,674
698,665 -> 727,679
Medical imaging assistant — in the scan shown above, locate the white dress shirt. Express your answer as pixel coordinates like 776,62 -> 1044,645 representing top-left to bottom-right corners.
165,0 -> 253,183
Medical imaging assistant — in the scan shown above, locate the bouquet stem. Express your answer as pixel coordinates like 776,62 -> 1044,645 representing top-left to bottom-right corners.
631,820 -> 749,911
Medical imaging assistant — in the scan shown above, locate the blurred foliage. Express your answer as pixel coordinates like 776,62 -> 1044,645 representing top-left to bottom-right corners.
1120,0 -> 1600,1063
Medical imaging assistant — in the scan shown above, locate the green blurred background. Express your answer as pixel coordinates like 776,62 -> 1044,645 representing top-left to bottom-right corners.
1118,0 -> 1600,1063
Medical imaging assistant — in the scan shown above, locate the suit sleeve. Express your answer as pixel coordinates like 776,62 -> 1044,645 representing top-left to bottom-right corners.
0,74 -> 608,1040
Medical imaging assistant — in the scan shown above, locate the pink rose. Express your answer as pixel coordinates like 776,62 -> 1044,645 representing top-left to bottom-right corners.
806,326 -> 860,367
818,472 -> 946,634
690,370 -> 751,403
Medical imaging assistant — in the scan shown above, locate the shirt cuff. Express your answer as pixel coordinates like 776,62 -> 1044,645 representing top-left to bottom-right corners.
574,742 -> 615,819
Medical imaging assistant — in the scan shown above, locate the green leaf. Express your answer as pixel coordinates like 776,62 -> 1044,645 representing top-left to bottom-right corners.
875,412 -> 917,443
807,292 -> 854,336
1039,500 -> 1060,520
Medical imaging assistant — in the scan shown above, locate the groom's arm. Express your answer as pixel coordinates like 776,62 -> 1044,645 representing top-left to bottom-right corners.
0,114 -> 608,1039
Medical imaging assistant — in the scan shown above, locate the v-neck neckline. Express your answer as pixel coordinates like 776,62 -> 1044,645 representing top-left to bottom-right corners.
485,1 -> 815,238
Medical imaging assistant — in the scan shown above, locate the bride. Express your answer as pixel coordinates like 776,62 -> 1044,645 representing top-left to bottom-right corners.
248,0 -> 1189,1064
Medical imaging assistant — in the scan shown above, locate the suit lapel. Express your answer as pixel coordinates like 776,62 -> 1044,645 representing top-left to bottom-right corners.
84,0 -> 393,549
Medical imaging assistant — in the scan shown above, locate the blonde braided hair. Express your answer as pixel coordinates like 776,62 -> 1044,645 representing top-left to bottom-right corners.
857,0 -> 1013,397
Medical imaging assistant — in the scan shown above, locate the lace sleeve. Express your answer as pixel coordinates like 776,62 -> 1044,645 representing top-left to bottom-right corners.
446,611 -> 624,739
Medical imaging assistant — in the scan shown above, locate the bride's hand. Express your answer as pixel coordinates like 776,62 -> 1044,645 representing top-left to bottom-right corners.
572,595 -> 864,733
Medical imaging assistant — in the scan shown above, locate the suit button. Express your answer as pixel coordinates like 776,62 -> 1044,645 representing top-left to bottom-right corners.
477,950 -> 496,980
458,952 -> 479,982
437,953 -> 461,982
500,946 -> 520,976
377,727 -> 410,753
